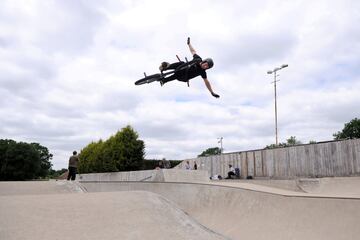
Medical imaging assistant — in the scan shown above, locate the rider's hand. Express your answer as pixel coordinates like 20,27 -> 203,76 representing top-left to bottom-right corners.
187,37 -> 190,45
212,93 -> 220,98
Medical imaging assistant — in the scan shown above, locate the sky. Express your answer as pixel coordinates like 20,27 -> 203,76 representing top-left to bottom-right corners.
1,0 -> 359,170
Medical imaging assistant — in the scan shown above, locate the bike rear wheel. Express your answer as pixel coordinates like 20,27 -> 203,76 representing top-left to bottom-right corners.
135,74 -> 162,85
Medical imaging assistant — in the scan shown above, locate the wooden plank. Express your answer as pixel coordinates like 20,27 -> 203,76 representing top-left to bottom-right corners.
351,139 -> 360,175
341,141 -> 349,175
295,145 -> 306,177
247,152 -> 255,177
272,148 -> 279,177
230,153 -> 236,167
354,139 -> 360,174
335,141 -> 344,176
263,149 -> 274,178
288,146 -> 297,178
304,145 -> 312,176
347,140 -> 356,175
219,155 -> 224,177
223,154 -> 229,177
313,143 -> 323,177
240,152 -> 247,178
254,151 -> 263,177
323,142 -> 331,177
210,155 -> 217,177
274,148 -> 288,178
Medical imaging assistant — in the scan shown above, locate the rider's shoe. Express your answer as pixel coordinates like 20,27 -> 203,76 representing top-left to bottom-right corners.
160,80 -> 165,86
159,62 -> 170,71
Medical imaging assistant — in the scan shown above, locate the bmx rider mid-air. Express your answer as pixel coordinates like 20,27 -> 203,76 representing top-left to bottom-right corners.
159,37 -> 220,98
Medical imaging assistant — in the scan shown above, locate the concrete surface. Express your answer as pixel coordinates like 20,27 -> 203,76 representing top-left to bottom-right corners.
297,176 -> 360,197
0,188 -> 228,240
1,174 -> 360,240
0,180 -> 84,196
81,180 -> 360,240
78,169 -> 209,183
231,179 -> 304,192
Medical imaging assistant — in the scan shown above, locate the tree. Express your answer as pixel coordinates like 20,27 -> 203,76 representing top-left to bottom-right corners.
78,140 -> 107,173
101,136 -> 120,172
78,125 -> 145,173
31,143 -> 53,178
0,139 -> 53,180
265,136 -> 302,149
1,142 -> 40,180
198,147 -> 222,157
0,140 -> 15,176
333,118 -> 360,140
286,136 -> 302,145
112,125 -> 145,171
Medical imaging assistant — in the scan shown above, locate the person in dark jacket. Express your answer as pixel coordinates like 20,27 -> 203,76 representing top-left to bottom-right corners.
67,151 -> 79,181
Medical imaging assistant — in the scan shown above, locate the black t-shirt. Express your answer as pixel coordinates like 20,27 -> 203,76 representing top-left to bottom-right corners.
188,54 -> 207,79
177,54 -> 207,81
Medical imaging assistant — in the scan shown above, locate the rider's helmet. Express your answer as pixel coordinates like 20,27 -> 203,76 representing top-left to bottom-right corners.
202,58 -> 214,69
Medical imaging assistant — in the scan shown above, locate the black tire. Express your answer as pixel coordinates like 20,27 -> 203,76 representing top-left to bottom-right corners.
135,74 -> 162,85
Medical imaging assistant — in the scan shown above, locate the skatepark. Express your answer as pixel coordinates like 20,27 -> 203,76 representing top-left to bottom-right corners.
2,1 -> 360,239
1,139 -> 360,240
1,168 -> 360,240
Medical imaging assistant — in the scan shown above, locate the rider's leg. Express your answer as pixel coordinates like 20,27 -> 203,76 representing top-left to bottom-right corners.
159,62 -> 185,86
160,74 -> 177,85
160,70 -> 190,86
167,62 -> 184,70
159,61 -> 184,72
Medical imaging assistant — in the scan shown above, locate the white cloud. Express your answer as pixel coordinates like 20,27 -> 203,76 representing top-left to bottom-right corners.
1,0 -> 359,169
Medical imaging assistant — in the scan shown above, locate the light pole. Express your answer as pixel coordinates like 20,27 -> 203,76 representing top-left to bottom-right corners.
217,137 -> 223,154
267,64 -> 288,145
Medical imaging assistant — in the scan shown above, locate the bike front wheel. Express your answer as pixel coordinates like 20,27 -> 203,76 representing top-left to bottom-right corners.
135,74 -> 162,85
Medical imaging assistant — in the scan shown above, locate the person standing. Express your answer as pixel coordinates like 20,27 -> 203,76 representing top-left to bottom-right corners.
193,161 -> 198,170
67,151 -> 79,181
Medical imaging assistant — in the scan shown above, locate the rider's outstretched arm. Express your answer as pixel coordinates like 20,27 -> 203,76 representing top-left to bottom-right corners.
187,37 -> 197,56
203,78 -> 220,98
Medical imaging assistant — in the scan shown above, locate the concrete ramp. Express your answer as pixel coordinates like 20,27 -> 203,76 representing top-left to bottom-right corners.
78,169 -> 209,183
81,181 -> 360,240
298,177 -> 360,197
0,180 -> 84,196
1,176 -> 359,240
0,186 -> 228,240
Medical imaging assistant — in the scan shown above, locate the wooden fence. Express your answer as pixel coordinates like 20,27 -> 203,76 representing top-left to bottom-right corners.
177,138 -> 360,179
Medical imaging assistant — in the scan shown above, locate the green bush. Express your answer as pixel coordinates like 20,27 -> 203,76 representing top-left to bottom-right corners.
78,125 -> 145,173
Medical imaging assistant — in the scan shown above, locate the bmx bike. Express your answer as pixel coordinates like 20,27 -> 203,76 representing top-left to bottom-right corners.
134,56 -> 199,86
